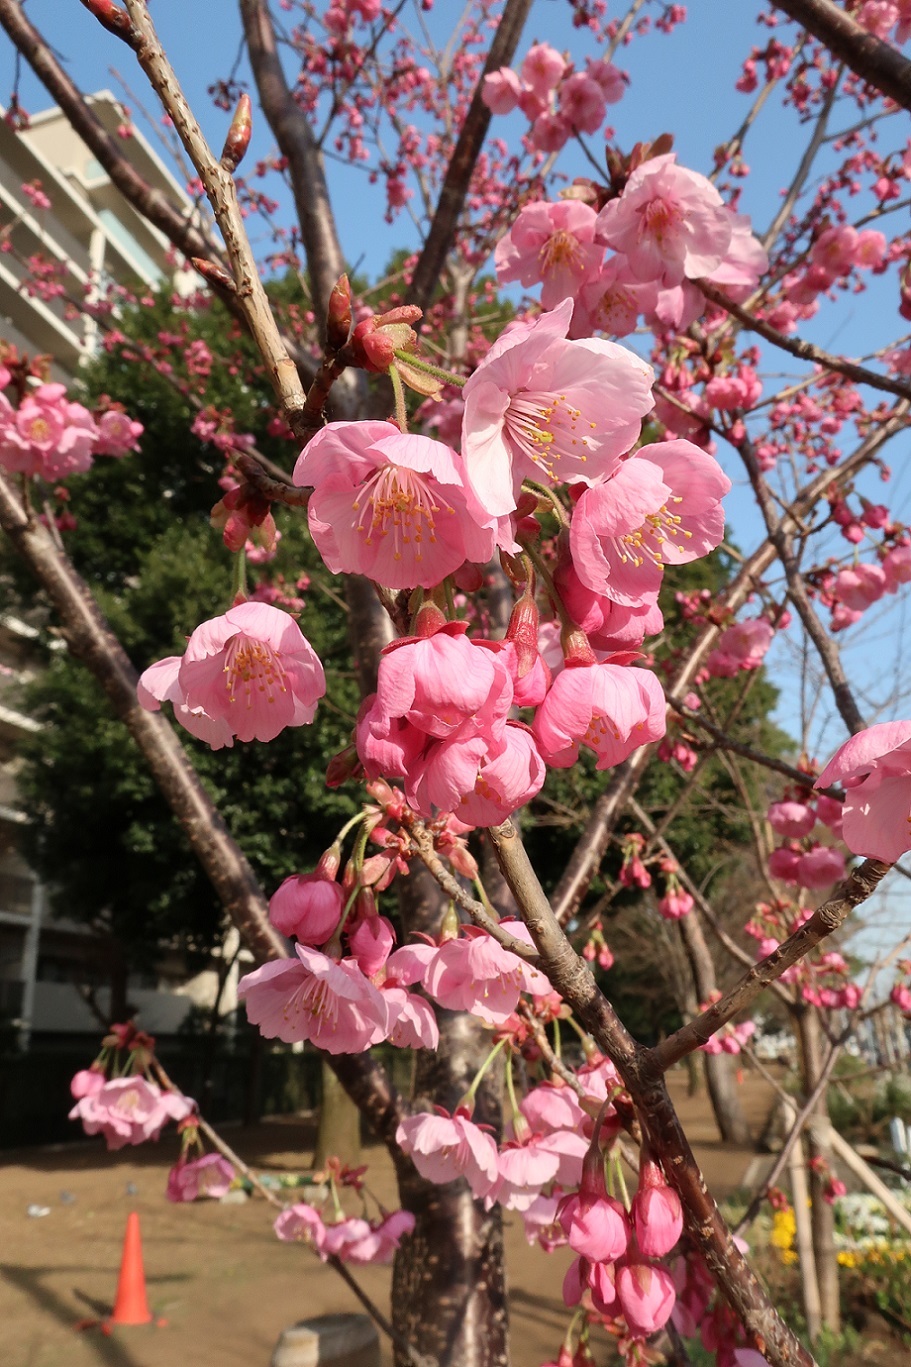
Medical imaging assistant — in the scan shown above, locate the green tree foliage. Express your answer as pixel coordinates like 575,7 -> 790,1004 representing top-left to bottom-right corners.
12,290 -> 359,962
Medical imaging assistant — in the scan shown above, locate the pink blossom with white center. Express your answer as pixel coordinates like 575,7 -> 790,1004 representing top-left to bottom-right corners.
616,1261 -> 677,1336
405,723 -> 546,827
767,801 -> 817,839
705,618 -> 773,678
595,153 -> 733,288
69,1076 -> 193,1150
372,625 -> 514,744
175,602 -> 325,745
237,945 -> 388,1053
293,421 -> 495,590
274,1202 -> 327,1250
381,985 -> 439,1050
396,1111 -> 500,1198
494,202 -> 603,313
816,721 -> 911,862
570,441 -> 731,607
520,42 -> 566,98
167,1154 -> 235,1202
461,299 -> 654,518
481,67 -> 523,114
533,661 -> 666,771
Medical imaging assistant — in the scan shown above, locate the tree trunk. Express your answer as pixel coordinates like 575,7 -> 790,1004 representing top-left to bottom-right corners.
391,861 -> 508,1367
794,1004 -> 841,1334
315,1059 -> 362,1169
677,913 -> 752,1144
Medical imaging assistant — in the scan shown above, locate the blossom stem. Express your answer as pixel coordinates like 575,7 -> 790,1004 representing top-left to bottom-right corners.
518,537 -> 575,635
472,877 -> 497,918
392,350 -> 466,388
231,548 -> 248,601
462,1033 -> 509,1107
388,364 -> 409,433
504,1048 -> 523,1131
521,478 -> 568,527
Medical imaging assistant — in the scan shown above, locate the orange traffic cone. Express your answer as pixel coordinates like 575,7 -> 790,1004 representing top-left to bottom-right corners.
107,1211 -> 153,1327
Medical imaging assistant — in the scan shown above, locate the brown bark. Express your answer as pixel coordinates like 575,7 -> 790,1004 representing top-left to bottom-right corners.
772,0 -> 911,111
794,1006 -> 841,1333
315,1061 -> 363,1169
677,913 -> 752,1146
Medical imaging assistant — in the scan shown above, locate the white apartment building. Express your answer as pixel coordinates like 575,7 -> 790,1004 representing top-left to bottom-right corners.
0,94 -> 239,1052
0,89 -> 197,379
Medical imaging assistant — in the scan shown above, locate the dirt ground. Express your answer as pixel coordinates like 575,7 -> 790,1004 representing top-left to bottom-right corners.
2,1070 -> 777,1367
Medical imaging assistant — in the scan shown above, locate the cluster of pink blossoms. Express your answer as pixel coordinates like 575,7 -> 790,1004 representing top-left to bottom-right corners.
0,375 -> 142,481
69,1024 -> 194,1152
495,155 -> 767,340
482,41 -> 626,155
765,789 -> 846,892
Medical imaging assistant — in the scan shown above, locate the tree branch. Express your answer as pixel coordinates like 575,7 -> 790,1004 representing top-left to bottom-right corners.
408,0 -> 534,314
772,0 -> 911,112
701,283 -> 911,403
651,858 -> 891,1070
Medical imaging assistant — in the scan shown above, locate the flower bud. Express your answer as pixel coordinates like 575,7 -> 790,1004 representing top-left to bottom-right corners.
326,274 -> 353,349
221,94 -> 253,173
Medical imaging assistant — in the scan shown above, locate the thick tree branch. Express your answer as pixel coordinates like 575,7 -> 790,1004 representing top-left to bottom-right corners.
408,0 -> 534,314
651,858 -> 891,1070
701,283 -> 911,402
772,0 -> 911,112
486,820 -> 816,1367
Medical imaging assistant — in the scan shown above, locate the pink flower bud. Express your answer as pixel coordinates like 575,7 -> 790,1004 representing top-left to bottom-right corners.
616,1260 -> 676,1336
268,873 -> 344,944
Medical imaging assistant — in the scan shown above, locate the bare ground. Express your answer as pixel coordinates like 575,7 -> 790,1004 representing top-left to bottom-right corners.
0,1069 -> 803,1367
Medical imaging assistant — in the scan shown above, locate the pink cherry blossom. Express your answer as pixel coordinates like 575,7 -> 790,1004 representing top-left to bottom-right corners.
572,257 -> 660,338
237,944 -> 388,1053
481,67 -> 522,115
533,662 -> 666,770
372,625 -> 514,743
796,845 -> 845,889
293,421 -> 495,590
396,1111 -> 500,1198
632,1158 -> 683,1257
138,654 -> 236,750
559,1186 -> 630,1263
816,721 -> 911,862
570,441 -> 731,606
554,560 -> 664,652
381,985 -> 439,1050
70,1068 -> 105,1099
706,618 -> 773,678
833,564 -> 886,611
269,873 -> 343,944
321,1210 -> 414,1263
494,201 -> 603,313
167,1153 -> 235,1202
596,153 -> 733,287
491,1133 -> 564,1210
658,888 -> 694,920
176,602 -> 326,744
94,408 -> 143,456
520,43 -> 566,98
406,722 -> 546,826
616,1261 -> 677,1336
420,924 -> 549,1024
461,300 -> 654,517
274,1202 -> 327,1249
69,1076 -> 193,1150
767,801 -> 817,839
558,73 -> 606,135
